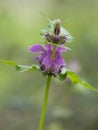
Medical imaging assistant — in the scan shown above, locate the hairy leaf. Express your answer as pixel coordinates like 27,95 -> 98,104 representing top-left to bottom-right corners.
16,64 -> 40,72
67,71 -> 98,92
0,59 -> 40,72
59,67 -> 98,92
0,59 -> 16,66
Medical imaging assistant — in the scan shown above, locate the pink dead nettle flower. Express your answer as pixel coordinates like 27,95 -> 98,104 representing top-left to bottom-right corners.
29,44 -> 67,76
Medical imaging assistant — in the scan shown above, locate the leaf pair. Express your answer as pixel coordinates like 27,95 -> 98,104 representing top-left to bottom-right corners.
0,59 -> 98,92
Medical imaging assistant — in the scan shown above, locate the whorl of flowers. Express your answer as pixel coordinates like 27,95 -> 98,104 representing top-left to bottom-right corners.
29,19 -> 73,76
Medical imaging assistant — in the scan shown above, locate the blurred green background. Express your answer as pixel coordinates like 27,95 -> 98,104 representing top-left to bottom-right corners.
0,0 -> 98,130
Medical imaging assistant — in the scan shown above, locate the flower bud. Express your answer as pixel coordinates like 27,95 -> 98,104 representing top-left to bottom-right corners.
52,35 -> 60,43
54,19 -> 61,28
54,28 -> 60,35
54,19 -> 61,35
60,35 -> 67,44
45,33 -> 51,42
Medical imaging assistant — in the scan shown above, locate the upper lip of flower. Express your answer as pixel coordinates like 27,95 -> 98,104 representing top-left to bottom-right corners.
29,44 -> 67,54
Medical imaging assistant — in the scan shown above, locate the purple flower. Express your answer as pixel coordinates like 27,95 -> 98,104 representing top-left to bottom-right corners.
52,35 -> 60,43
29,44 -> 67,76
45,33 -> 51,42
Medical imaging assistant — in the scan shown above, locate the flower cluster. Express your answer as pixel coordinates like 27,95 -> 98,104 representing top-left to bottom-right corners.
29,19 -> 72,76
41,19 -> 73,44
29,44 -> 66,76
45,19 -> 67,44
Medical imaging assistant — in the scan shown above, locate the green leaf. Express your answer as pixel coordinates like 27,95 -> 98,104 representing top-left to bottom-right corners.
58,67 -> 98,92
64,46 -> 72,51
0,59 -> 16,66
67,71 -> 98,92
16,64 -> 40,72
58,68 -> 68,81
0,59 -> 40,72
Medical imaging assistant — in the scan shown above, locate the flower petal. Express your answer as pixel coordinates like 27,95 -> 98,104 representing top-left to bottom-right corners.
29,43 -> 66,76
56,46 -> 67,53
44,44 -> 53,51
54,54 -> 66,67
29,44 -> 43,53
42,55 -> 52,67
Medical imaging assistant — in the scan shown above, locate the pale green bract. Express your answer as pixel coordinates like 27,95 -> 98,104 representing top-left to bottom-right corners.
60,27 -> 73,43
40,19 -> 73,43
40,20 -> 54,38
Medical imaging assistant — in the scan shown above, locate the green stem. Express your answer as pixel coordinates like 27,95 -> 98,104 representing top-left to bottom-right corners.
51,46 -> 56,60
38,75 -> 51,130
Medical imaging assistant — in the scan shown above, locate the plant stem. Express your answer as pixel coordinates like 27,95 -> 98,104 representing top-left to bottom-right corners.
51,46 -> 56,60
38,75 -> 51,130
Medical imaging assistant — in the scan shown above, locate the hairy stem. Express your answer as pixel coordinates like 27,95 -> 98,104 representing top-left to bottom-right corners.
38,75 -> 51,130
51,46 -> 56,60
